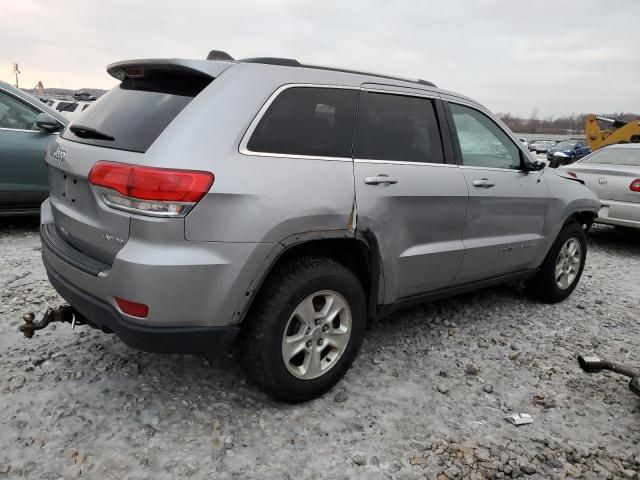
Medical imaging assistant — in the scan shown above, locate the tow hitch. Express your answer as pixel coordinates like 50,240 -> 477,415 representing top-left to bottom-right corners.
20,305 -> 85,338
578,354 -> 640,398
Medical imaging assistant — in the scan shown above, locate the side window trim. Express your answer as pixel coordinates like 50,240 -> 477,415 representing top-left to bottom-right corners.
239,83 -> 359,161
353,89 -> 447,165
443,100 -> 526,171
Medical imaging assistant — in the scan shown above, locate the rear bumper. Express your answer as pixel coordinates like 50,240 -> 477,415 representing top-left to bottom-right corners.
596,199 -> 640,229
40,197 -> 277,347
44,258 -> 239,353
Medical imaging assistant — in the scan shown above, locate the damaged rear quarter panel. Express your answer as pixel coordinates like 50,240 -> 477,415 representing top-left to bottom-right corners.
185,155 -> 355,243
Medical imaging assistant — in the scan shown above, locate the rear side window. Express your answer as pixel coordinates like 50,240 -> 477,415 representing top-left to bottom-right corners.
247,87 -> 358,158
581,148 -> 640,166
354,92 -> 444,163
62,70 -> 213,153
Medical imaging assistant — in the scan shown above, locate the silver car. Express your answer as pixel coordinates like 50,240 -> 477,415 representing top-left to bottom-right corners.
40,53 -> 600,402
561,144 -> 640,229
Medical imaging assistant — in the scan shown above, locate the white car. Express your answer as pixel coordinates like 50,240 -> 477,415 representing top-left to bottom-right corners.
561,144 -> 640,229
43,99 -> 92,120
519,137 -> 530,150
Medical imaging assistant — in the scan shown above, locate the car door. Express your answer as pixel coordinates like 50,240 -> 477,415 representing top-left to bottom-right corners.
445,101 -> 549,283
0,89 -> 57,210
354,87 -> 469,303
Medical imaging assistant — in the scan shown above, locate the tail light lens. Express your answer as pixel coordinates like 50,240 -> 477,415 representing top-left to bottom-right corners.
88,161 -> 214,216
566,172 -> 577,178
630,179 -> 640,192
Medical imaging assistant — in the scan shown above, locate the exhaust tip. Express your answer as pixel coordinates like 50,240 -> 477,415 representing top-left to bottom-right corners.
578,354 -> 605,374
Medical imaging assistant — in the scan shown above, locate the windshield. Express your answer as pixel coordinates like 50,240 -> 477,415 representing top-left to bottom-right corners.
581,148 -> 640,167
556,140 -> 576,149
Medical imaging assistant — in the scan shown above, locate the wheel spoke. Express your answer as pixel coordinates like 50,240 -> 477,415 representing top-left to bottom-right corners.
293,297 -> 317,327
327,330 -> 349,351
307,347 -> 323,377
324,297 -> 346,325
282,336 -> 307,360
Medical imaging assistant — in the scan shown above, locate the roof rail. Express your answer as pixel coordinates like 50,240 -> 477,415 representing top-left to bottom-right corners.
207,52 -> 437,88
240,57 -> 302,67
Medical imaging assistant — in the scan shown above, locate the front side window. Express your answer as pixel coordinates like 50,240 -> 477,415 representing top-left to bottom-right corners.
354,92 -> 444,163
247,87 -> 358,158
0,91 -> 39,130
449,103 -> 521,169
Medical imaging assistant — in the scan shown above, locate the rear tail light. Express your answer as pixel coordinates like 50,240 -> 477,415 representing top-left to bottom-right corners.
115,297 -> 149,318
630,179 -> 640,192
566,172 -> 577,178
88,161 -> 214,217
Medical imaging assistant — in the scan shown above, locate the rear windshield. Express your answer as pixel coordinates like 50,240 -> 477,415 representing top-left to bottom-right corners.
61,70 -> 213,152
581,148 -> 640,166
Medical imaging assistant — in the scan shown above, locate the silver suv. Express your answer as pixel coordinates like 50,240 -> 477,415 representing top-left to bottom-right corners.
40,52 -> 600,402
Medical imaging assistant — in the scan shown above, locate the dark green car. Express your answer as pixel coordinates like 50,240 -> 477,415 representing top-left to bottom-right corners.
0,80 -> 67,214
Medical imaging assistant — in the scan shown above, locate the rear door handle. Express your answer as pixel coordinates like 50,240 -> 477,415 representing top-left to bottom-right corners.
472,178 -> 495,188
364,174 -> 398,186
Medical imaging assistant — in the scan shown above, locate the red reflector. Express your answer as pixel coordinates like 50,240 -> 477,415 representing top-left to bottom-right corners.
115,297 -> 149,318
566,172 -> 577,178
89,161 -> 214,202
630,179 -> 640,192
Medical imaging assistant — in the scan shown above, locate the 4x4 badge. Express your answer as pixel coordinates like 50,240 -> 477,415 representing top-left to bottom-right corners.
51,145 -> 67,166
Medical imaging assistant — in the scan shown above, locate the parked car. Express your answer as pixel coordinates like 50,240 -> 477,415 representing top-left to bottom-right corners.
531,140 -> 556,154
561,144 -> 640,229
547,139 -> 591,167
39,54 -> 599,402
0,80 -> 67,214
519,137 -> 530,150
43,98 -> 93,120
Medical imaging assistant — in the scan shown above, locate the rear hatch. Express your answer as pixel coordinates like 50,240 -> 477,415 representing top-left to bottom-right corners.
46,60 -> 231,265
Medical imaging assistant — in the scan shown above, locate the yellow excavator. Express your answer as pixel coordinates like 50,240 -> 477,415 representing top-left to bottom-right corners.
585,114 -> 640,151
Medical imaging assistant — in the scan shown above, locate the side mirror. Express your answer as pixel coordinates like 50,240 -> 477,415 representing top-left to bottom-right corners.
526,160 -> 546,171
36,112 -> 63,133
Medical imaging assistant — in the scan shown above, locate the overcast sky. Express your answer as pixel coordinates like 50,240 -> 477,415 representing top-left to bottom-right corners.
1,0 -> 638,117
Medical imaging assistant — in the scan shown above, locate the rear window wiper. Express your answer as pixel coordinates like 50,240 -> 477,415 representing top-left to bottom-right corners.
69,125 -> 115,141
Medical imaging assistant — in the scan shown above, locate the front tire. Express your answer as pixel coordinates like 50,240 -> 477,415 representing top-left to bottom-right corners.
526,222 -> 587,303
239,256 -> 366,403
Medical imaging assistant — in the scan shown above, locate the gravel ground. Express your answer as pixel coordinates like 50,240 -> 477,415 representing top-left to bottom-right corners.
1,218 -> 639,480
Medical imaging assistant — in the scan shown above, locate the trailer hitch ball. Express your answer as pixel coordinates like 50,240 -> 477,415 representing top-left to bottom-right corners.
21,313 -> 36,338
19,305 -> 82,339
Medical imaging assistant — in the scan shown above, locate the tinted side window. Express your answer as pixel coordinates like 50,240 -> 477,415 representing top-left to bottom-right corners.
0,91 -> 39,130
247,87 -> 358,158
449,103 -> 521,169
56,102 -> 78,112
354,92 -> 444,163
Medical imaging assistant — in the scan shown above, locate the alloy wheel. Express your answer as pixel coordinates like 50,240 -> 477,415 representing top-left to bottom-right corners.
281,290 -> 352,380
555,238 -> 582,290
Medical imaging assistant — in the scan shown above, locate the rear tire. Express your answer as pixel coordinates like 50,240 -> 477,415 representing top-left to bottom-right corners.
526,222 -> 587,303
239,256 -> 366,403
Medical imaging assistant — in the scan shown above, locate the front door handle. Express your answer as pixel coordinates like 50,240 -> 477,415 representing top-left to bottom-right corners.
364,174 -> 398,186
472,178 -> 495,188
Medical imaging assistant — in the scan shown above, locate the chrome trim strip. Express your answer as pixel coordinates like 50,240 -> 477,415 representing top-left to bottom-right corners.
359,86 -> 438,99
459,165 -> 527,173
354,159 -> 458,167
238,83 -> 359,161
0,127 -> 49,134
